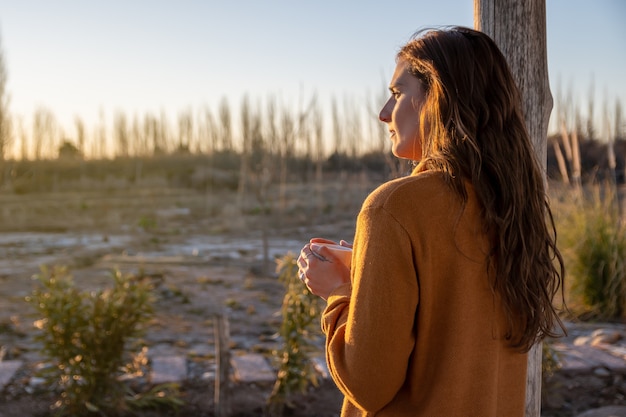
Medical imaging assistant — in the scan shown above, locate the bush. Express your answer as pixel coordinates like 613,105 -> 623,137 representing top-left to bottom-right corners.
266,254 -> 324,416
26,266 -> 180,416
555,184 -> 626,319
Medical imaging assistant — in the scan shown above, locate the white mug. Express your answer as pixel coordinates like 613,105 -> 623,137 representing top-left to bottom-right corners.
311,243 -> 352,268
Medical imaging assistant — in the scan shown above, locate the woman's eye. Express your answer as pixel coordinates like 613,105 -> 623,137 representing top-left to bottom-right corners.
392,91 -> 401,99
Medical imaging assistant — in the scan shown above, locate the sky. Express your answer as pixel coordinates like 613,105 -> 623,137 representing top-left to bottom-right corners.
0,0 -> 624,146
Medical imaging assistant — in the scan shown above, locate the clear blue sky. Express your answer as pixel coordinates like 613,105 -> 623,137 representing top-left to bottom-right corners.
0,0 -> 624,141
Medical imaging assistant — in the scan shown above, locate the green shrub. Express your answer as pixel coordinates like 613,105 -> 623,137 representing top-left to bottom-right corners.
266,254 -> 324,416
138,215 -> 157,231
26,266 -> 180,416
555,184 -> 626,319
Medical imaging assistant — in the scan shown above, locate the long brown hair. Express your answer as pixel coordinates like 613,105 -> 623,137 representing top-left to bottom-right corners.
398,26 -> 565,352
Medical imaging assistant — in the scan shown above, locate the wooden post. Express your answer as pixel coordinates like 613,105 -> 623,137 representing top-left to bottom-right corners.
214,313 -> 231,417
474,1 -> 552,416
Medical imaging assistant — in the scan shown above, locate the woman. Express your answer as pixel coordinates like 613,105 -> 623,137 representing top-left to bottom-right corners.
297,26 -> 565,416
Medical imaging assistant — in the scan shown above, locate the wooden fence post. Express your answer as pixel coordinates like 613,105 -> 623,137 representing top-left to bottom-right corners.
214,313 -> 231,417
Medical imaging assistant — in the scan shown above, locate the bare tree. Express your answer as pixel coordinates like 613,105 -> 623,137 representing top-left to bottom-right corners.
312,102 -> 324,186
616,98 -> 623,140
553,78 -> 582,194
142,114 -> 153,157
143,113 -> 157,156
278,106 -> 295,211
474,1 -> 551,415
555,80 -> 573,171
249,100 -> 273,275
587,77 -> 596,140
238,95 -> 251,201
114,111 -> 129,157
159,110 -> 170,154
343,96 -> 361,160
249,100 -> 266,175
201,105 -> 219,155
330,97 -> 342,156
32,107 -> 57,160
265,96 -> 279,159
604,98 -> 616,183
17,116 -> 28,160
128,113 -> 144,182
263,95 -> 281,194
0,31 -> 10,164
177,108 -> 193,153
550,135 -> 569,184
140,111 -> 167,156
570,113 -> 582,191
96,108 -> 107,159
75,116 -> 86,157
0,31 -> 13,185
219,98 -> 232,151
129,113 -> 143,156
276,94 -> 316,210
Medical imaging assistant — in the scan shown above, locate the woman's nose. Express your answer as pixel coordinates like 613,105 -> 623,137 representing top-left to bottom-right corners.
379,100 -> 391,122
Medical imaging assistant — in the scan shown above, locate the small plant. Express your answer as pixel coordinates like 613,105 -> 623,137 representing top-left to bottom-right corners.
224,297 -> 242,310
26,265 -> 181,416
161,283 -> 191,303
541,340 -> 563,406
266,254 -> 324,416
138,215 -> 157,231
542,341 -> 561,379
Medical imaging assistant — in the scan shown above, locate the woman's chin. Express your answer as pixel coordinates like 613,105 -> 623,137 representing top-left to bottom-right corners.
391,145 -> 422,161
392,149 -> 412,160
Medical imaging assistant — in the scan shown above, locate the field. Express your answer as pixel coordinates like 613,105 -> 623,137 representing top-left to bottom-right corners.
0,166 -> 374,416
0,158 -> 624,416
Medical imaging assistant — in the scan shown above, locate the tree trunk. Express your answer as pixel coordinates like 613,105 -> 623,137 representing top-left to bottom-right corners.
474,0 -> 552,164
474,1 -> 552,416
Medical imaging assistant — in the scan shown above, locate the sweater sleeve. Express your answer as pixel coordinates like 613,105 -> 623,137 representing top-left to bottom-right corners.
321,204 -> 419,413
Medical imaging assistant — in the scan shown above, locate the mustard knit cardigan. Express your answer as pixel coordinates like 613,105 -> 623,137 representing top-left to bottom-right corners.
322,170 -> 527,416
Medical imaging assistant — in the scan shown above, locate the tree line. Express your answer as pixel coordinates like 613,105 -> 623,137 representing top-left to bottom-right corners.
0,32 -> 624,192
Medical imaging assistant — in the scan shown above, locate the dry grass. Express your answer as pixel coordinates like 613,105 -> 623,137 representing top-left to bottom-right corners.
551,181 -> 626,320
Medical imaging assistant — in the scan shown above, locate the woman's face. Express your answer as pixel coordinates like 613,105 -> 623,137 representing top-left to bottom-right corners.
379,59 -> 427,161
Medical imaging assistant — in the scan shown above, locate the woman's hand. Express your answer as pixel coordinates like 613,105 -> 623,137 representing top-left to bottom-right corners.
297,238 -> 351,300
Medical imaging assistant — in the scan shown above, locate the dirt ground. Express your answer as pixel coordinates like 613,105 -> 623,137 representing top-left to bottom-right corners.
0,180 -> 364,416
0,179 -> 623,416
0,380 -> 344,417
